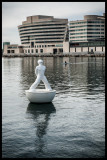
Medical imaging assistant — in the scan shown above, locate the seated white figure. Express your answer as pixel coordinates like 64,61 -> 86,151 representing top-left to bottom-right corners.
30,59 -> 52,91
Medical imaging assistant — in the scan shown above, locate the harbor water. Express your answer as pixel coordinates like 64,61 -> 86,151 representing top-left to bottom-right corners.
2,56 -> 105,158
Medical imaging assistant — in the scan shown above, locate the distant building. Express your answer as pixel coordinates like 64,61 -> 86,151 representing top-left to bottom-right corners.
18,15 -> 69,54
3,42 -> 10,53
3,43 -> 24,54
3,13 -> 105,55
69,13 -> 105,42
69,13 -> 105,53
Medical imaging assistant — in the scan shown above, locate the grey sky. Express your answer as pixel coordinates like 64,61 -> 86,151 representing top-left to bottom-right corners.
2,2 -> 105,46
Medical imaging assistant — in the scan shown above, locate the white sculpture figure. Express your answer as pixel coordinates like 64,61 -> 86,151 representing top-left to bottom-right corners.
30,59 -> 52,91
25,59 -> 56,103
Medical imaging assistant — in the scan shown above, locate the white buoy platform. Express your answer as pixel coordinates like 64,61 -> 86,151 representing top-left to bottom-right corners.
25,89 -> 56,103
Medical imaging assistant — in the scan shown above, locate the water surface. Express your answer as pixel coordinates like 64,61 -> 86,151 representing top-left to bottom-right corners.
2,57 -> 105,158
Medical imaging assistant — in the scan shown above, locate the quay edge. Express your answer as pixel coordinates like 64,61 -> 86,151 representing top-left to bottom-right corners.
2,52 -> 105,58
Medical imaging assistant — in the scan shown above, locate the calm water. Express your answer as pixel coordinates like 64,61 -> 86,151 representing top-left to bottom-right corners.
2,56 -> 105,158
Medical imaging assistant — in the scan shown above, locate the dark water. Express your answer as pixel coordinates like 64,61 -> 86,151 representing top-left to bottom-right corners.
2,57 -> 105,158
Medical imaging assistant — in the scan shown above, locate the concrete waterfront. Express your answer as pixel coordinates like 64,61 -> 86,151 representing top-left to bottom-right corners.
2,52 -> 105,58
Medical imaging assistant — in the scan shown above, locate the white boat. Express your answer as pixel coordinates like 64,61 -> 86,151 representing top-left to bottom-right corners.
25,89 -> 56,103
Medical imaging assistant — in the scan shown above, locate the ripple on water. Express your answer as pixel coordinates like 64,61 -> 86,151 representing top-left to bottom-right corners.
2,57 -> 105,158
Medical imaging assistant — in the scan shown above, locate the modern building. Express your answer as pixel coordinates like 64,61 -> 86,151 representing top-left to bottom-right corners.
3,43 -> 24,54
3,14 -> 105,55
69,13 -> 105,53
69,13 -> 105,42
18,15 -> 69,54
3,42 -> 10,53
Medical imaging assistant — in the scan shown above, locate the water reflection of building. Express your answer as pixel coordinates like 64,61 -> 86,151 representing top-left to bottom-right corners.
20,56 -> 88,91
20,57 -> 64,91
20,56 -> 105,97
26,102 -> 56,156
87,57 -> 105,93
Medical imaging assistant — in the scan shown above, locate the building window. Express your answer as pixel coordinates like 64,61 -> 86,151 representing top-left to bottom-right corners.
36,49 -> 38,53
59,48 -> 63,52
11,50 -> 15,53
31,49 -> 33,53
56,44 -> 63,47
7,50 -> 10,54
40,49 -> 43,53
28,49 -> 30,53
31,42 -> 34,48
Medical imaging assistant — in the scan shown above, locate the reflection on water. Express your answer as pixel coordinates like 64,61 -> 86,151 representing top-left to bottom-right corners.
2,57 -> 105,158
27,102 -> 56,157
20,57 -> 105,96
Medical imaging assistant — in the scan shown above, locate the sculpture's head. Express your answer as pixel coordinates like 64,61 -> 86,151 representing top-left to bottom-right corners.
38,59 -> 43,65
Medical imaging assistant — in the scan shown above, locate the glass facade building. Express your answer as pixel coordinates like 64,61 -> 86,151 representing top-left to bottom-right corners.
69,13 -> 105,42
